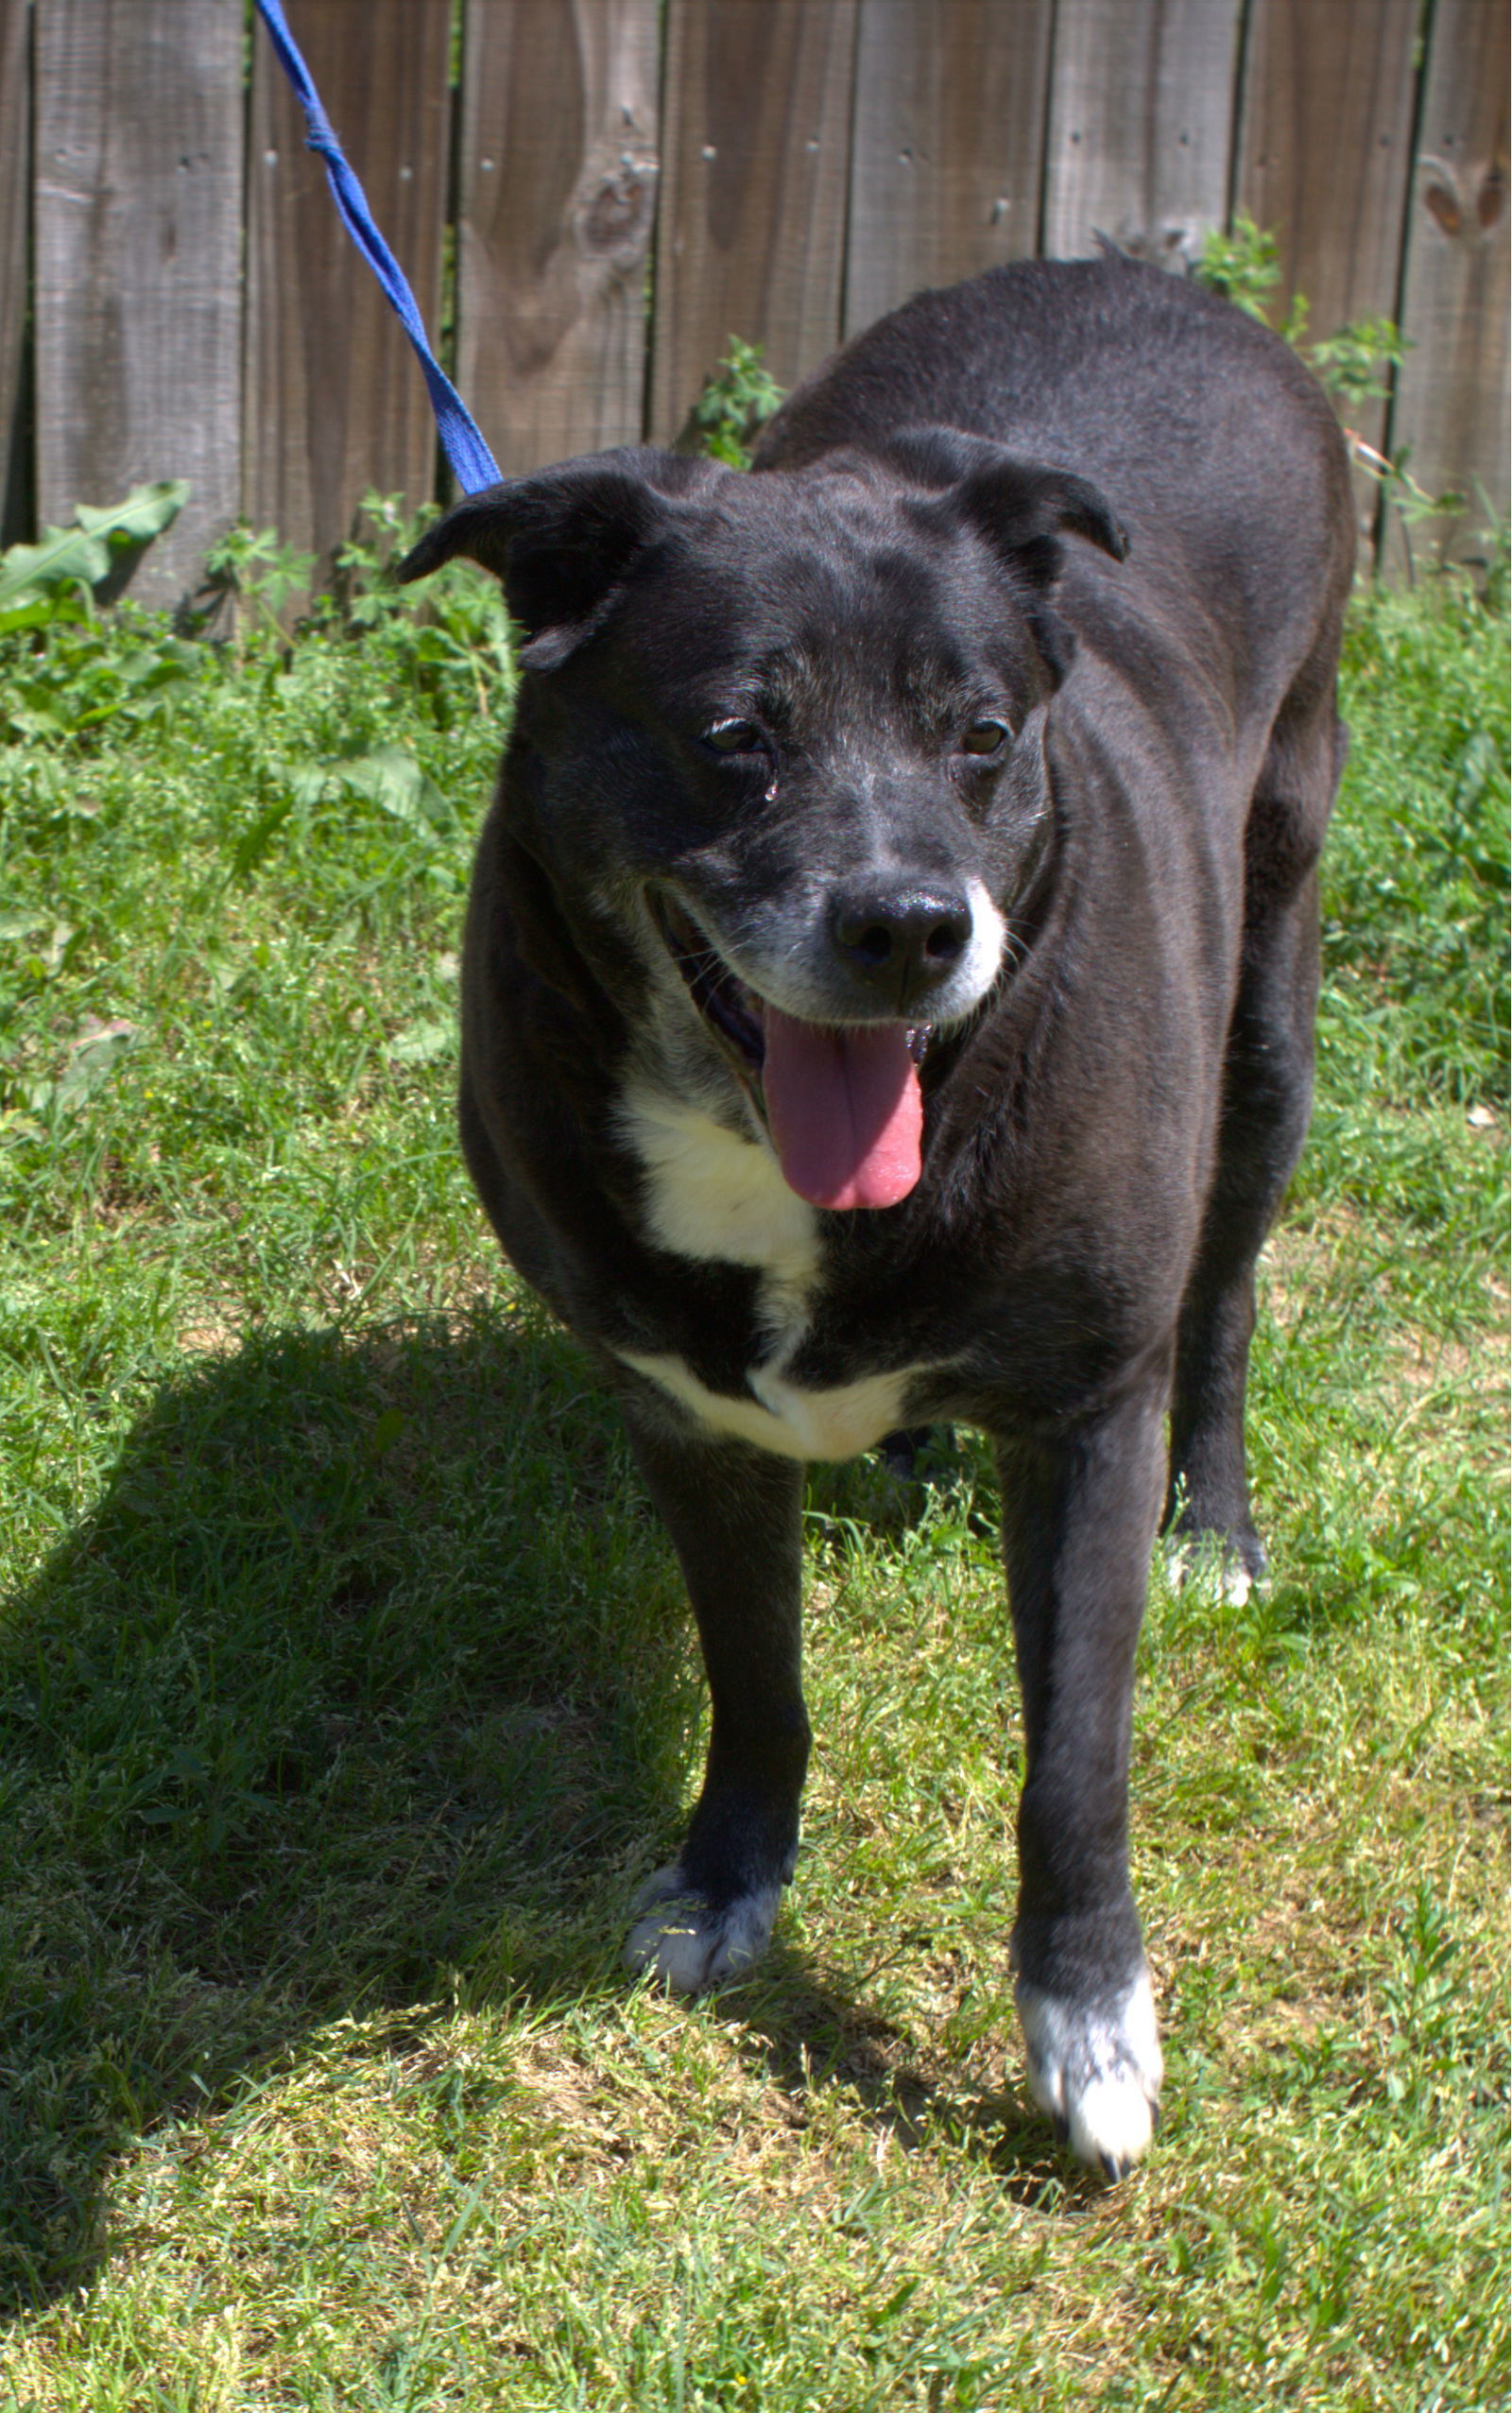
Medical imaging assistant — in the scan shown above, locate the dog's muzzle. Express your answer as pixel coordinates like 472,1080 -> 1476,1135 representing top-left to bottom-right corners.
652,894 -> 937,1213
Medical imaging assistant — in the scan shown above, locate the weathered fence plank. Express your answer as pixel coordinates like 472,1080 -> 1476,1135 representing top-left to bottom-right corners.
456,0 -> 660,476
844,0 -> 1053,336
1042,0 -> 1244,269
650,0 -> 857,442
10,0 -> 1506,583
244,0 -> 452,577
0,0 -> 29,543
33,0 -> 244,605
1234,0 -> 1418,460
1388,0 -> 1509,571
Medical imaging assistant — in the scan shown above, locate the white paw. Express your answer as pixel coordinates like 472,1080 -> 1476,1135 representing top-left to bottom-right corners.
1164,1536 -> 1259,1607
624,1866 -> 782,1992
1016,1969 -> 1163,2178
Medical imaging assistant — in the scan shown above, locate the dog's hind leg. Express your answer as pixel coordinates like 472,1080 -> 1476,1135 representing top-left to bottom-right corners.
617,1398 -> 809,1991
1164,676 -> 1348,1594
996,1372 -> 1170,2176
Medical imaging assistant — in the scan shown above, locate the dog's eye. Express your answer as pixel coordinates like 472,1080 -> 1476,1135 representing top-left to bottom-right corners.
960,719 -> 1011,757
704,718 -> 765,756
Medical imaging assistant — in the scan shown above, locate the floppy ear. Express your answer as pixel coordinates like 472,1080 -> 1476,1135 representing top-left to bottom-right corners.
883,426 -> 1126,684
396,449 -> 720,669
954,457 -> 1128,595
885,425 -> 1127,587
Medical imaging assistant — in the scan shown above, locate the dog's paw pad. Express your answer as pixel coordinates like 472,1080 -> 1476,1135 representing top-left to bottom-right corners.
624,1866 -> 781,1993
1016,1970 -> 1163,2177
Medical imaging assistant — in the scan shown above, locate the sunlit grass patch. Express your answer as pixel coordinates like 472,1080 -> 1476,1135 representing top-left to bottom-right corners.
0,541 -> 1505,2407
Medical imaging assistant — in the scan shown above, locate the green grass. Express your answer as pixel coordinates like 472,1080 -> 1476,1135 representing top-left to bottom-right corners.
0,534 -> 1505,2409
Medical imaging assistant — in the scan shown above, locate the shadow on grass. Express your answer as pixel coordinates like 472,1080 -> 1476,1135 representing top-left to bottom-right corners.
0,1308 -> 1051,2316
0,1301 -> 707,2314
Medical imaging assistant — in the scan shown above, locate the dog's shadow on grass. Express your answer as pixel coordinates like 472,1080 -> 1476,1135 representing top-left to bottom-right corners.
0,1307 -> 1057,2315
0,1301 -> 685,2312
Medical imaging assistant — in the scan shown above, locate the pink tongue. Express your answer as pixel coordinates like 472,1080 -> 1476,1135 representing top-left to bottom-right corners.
761,1008 -> 923,1209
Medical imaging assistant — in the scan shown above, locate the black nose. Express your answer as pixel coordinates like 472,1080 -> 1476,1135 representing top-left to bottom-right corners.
830,883 -> 973,1008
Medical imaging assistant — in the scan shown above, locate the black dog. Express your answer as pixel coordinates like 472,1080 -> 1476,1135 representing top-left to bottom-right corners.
399,253 -> 1353,2176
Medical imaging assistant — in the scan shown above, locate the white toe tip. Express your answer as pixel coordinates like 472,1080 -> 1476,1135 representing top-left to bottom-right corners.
624,1870 -> 781,1993
1067,2073 -> 1157,2173
1017,1969 -> 1163,2175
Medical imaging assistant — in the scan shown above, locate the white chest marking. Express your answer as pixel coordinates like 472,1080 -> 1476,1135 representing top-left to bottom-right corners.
616,1082 -> 925,1459
617,1348 -> 915,1462
618,1084 -> 819,1319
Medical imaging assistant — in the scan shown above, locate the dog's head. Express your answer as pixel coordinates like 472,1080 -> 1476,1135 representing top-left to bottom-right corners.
399,435 -> 1125,1208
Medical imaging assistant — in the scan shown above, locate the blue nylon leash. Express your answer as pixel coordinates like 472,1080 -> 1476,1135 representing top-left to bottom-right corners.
251,0 -> 502,495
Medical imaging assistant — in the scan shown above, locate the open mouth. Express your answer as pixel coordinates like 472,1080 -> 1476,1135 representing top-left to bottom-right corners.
653,895 -> 934,1212
654,898 -> 935,1073
656,897 -> 768,1070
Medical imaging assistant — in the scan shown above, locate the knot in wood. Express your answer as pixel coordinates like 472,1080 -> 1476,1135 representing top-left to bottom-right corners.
584,166 -> 650,257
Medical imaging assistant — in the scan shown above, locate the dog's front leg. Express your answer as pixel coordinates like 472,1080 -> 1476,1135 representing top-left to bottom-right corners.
995,1376 -> 1168,2176
617,1395 -> 809,1992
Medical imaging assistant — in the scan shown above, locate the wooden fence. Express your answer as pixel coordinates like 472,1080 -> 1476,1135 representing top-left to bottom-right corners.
1,0 -> 1506,602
